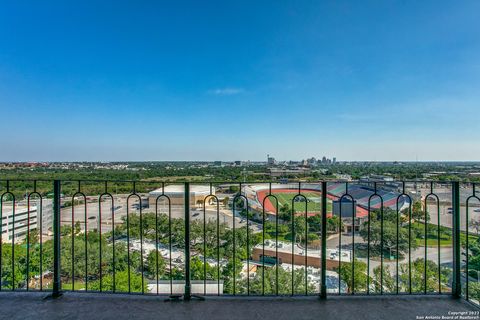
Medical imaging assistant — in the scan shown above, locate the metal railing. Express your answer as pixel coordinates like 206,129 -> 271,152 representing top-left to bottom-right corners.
0,179 -> 478,305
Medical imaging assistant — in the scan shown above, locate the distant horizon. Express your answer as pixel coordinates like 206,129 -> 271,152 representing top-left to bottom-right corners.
2,159 -> 480,164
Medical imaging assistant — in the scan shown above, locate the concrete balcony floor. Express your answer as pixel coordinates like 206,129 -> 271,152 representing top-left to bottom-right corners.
0,292 -> 478,320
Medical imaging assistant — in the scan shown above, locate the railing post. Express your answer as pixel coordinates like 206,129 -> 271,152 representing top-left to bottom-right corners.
452,181 -> 461,298
321,181 -> 327,299
51,180 -> 62,298
184,182 -> 191,300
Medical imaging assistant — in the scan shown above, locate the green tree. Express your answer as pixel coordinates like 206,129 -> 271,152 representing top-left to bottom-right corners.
308,214 -> 321,232
327,215 -> 342,233
279,204 -> 291,222
222,226 -> 262,261
144,249 -> 166,280
307,233 -> 319,244
89,270 -> 146,293
1,244 -> 28,290
59,230 -> 114,282
233,197 -> 244,209
190,256 -> 218,280
373,264 -> 396,293
190,219 -> 227,258
74,221 -> 81,235
222,257 -> 244,294
399,258 -> 447,293
335,259 -> 370,293
469,282 -> 480,303
27,229 -> 39,245
289,216 -> 307,244
237,266 -> 315,295
115,213 -> 187,249
359,208 -> 416,258
412,201 -> 430,222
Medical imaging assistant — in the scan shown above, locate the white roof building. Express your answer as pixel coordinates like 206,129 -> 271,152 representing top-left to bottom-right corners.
148,185 -> 216,205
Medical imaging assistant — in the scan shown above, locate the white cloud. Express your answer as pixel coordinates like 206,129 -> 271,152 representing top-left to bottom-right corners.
208,87 -> 245,96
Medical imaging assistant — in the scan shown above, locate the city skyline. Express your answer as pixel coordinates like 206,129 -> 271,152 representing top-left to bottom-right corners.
1,1 -> 480,162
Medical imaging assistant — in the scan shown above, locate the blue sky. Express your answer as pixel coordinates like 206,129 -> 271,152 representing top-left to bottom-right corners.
1,1 -> 479,161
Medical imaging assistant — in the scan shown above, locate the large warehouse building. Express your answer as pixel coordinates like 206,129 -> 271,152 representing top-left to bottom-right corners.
148,185 -> 216,206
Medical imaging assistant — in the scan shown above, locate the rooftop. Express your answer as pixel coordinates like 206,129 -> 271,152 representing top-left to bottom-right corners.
255,240 -> 352,262
149,184 -> 214,195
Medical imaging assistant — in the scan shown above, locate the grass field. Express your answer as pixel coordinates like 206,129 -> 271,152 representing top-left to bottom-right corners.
412,222 -> 479,247
269,191 -> 332,213
61,281 -> 85,290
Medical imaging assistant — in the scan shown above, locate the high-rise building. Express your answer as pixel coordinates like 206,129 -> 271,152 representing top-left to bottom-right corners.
267,154 -> 276,166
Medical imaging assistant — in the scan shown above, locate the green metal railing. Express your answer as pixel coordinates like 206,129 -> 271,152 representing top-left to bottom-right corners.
0,179 -> 478,306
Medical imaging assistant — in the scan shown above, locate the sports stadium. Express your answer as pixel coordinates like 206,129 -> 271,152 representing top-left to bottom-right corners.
245,183 -> 409,218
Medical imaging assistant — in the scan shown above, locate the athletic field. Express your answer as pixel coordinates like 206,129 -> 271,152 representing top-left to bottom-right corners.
256,189 -> 332,214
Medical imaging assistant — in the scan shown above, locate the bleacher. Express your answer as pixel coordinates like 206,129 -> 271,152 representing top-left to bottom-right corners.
327,183 -> 408,212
